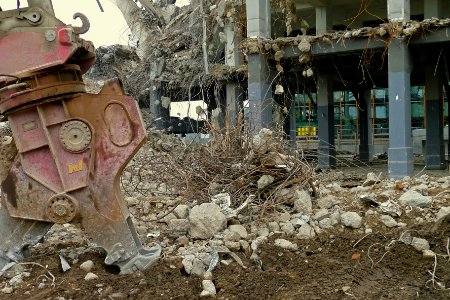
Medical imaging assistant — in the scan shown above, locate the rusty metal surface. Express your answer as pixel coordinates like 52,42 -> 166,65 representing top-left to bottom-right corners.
1,79 -> 158,272
72,13 -> 90,35
0,2 -> 160,273
45,194 -> 78,224
0,29 -> 77,77
59,120 -> 92,153
0,65 -> 85,114
0,6 -> 95,81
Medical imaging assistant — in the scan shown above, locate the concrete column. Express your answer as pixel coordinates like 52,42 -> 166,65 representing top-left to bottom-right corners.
246,0 -> 272,131
225,23 -> 242,67
150,88 -> 170,130
387,0 -> 412,177
225,83 -> 244,126
315,7 -> 331,35
225,23 -> 244,126
387,0 -> 410,21
289,98 -> 297,148
387,38 -> 413,177
444,82 -> 450,162
424,0 -> 442,19
317,75 -> 336,168
358,89 -> 374,161
425,68 -> 446,169
246,0 -> 271,38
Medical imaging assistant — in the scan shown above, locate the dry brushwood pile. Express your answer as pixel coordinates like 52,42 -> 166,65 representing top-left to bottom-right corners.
123,126 -> 316,211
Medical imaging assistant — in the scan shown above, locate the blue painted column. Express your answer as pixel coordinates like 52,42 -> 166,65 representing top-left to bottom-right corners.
246,0 -> 272,131
358,89 -> 374,161
425,67 -> 446,169
387,0 -> 413,178
388,38 -> 413,177
317,75 -> 336,168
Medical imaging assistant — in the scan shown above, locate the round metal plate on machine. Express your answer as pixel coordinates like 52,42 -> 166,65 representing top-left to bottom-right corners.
46,194 -> 78,224
59,120 -> 92,152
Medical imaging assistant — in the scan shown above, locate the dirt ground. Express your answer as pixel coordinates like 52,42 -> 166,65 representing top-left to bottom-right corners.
1,221 -> 448,300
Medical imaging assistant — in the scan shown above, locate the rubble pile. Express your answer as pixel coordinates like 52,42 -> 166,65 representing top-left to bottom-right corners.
0,126 -> 449,296
103,0 -> 247,103
117,130 -> 449,296
83,45 -> 141,96
86,45 -> 139,83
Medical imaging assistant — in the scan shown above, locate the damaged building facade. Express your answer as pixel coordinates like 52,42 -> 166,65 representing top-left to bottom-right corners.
141,0 -> 450,178
243,0 -> 449,177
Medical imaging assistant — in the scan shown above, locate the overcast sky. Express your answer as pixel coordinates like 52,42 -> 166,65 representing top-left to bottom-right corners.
1,0 -> 190,46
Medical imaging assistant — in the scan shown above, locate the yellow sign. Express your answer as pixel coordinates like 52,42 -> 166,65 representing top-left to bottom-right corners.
68,160 -> 83,174
297,127 -> 317,136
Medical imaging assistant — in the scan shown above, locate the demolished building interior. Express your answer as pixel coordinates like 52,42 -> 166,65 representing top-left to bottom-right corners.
112,0 -> 450,178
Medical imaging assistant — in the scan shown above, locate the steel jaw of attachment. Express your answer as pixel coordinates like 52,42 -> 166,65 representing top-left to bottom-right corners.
0,78 -> 161,274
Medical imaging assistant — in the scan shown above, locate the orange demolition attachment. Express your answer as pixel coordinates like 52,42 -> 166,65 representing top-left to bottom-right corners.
0,0 -> 160,273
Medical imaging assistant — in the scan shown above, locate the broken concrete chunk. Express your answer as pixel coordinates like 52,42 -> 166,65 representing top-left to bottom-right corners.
224,231 -> 240,242
317,195 -> 337,209
200,280 -> 216,297
278,212 -> 291,223
228,225 -> 248,239
314,209 -> 330,222
436,206 -> 450,222
380,215 -> 398,228
298,53 -> 311,64
252,128 -> 274,154
60,255 -> 71,272
161,96 -> 171,109
318,218 -> 333,229
188,203 -> 227,239
125,196 -> 139,207
257,175 -> 275,190
297,224 -> 315,239
267,221 -> 280,232
84,272 -> 99,281
422,249 -> 436,258
399,231 -> 412,245
274,239 -> 298,251
411,237 -> 430,252
398,190 -> 432,208
168,219 -> 190,234
280,222 -> 295,235
340,212 -> 362,228
297,38 -> 311,52
293,190 -> 312,214
182,254 -> 208,277
290,217 -> 307,228
251,236 -> 267,252
362,172 -> 380,187
79,260 -> 94,273
1,287 -> 13,294
173,204 -> 190,219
